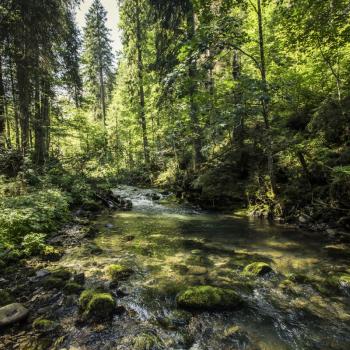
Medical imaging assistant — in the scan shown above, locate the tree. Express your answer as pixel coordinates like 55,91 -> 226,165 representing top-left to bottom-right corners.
82,0 -> 114,126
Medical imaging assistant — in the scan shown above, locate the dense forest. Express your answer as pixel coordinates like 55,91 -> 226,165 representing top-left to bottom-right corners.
0,0 -> 350,349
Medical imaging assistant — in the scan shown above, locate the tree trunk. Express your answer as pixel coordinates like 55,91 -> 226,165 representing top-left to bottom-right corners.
136,1 -> 150,166
0,52 -> 5,149
9,54 -> 20,149
257,0 -> 277,196
187,3 -> 203,170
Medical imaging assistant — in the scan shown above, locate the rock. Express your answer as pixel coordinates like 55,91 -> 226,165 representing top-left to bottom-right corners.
79,289 -> 116,321
32,318 -> 59,334
107,264 -> 133,283
176,285 -> 242,311
243,262 -> 273,277
105,223 -> 114,228
133,332 -> 163,350
0,289 -> 14,307
159,310 -> 192,329
325,273 -> 350,292
73,272 -> 85,285
41,245 -> 62,261
81,200 -> 102,213
51,268 -> 72,281
42,276 -> 66,290
63,282 -> 84,295
0,303 -> 29,326
36,269 -> 50,278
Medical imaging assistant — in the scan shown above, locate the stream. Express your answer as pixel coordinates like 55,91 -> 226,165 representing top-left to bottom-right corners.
56,186 -> 350,349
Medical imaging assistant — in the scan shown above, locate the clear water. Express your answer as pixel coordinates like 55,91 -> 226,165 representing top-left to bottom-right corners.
60,186 -> 350,350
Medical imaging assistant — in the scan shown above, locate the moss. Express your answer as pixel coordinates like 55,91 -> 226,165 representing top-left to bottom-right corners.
32,318 -> 59,333
63,281 -> 84,294
79,289 -> 116,321
133,332 -> 163,350
325,274 -> 350,291
107,264 -> 133,282
159,310 -> 192,329
41,245 -> 62,261
42,276 -> 66,289
176,285 -> 242,311
243,262 -> 273,277
0,289 -> 14,307
50,268 -> 71,281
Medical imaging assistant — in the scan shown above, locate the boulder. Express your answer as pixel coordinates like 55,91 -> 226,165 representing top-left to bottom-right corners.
0,303 -> 29,326
243,262 -> 273,277
107,264 -> 133,283
176,285 -> 242,311
79,289 -> 116,321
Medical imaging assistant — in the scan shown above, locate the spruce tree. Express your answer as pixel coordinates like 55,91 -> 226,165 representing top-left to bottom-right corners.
82,0 -> 114,125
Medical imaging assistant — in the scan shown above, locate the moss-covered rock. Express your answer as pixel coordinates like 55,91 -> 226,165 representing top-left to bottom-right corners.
42,276 -> 66,289
50,268 -> 71,281
243,262 -> 273,277
32,318 -> 59,334
159,310 -> 192,329
133,332 -> 163,350
325,273 -> 350,292
41,245 -> 62,261
107,264 -> 133,282
0,289 -> 14,307
79,289 -> 116,321
63,281 -> 84,294
176,285 -> 242,311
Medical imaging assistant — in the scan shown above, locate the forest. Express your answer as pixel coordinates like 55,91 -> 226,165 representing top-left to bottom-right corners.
0,0 -> 350,349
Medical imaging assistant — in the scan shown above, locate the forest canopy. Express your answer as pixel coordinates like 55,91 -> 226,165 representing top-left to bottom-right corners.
0,0 -> 349,225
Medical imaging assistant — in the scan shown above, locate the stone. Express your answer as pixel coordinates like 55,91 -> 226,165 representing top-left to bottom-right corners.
107,264 -> 133,283
32,318 -> 59,334
79,289 -> 116,321
243,262 -> 273,277
73,272 -> 85,285
0,303 -> 29,326
36,269 -> 50,278
176,285 -> 242,311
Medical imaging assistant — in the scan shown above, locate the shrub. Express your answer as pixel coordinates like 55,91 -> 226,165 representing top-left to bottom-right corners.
22,233 -> 46,256
0,189 -> 70,245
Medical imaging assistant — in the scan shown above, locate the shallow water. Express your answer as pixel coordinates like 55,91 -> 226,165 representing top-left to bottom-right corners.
61,186 -> 350,350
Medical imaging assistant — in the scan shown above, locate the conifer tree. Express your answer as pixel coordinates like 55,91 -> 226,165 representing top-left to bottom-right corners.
82,0 -> 114,125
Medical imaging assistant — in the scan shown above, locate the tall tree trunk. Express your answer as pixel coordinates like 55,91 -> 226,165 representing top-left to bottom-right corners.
136,0 -> 150,166
257,0 -> 277,196
9,54 -> 20,149
0,52 -> 6,149
16,58 -> 30,155
99,59 -> 106,126
186,3 -> 203,170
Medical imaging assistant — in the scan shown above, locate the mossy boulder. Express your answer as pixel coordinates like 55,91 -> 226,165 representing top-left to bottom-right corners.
41,245 -> 62,261
243,262 -> 273,277
79,289 -> 116,321
42,276 -> 66,290
133,332 -> 163,350
176,285 -> 242,311
0,289 -> 14,307
107,264 -> 133,282
32,318 -> 59,334
50,268 -> 71,281
325,273 -> 350,292
63,282 -> 84,294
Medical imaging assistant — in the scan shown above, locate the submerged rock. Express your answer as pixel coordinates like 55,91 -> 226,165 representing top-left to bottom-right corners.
159,309 -> 192,329
243,262 -> 273,277
79,289 -> 116,321
0,303 -> 29,326
176,285 -> 242,311
107,264 -> 133,283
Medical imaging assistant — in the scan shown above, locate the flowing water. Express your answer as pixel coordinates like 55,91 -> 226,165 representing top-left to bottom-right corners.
60,186 -> 350,350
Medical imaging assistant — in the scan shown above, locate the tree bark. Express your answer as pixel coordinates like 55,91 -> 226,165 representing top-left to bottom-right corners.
187,3 -> 203,170
257,0 -> 277,196
0,52 -> 6,149
136,0 -> 150,166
